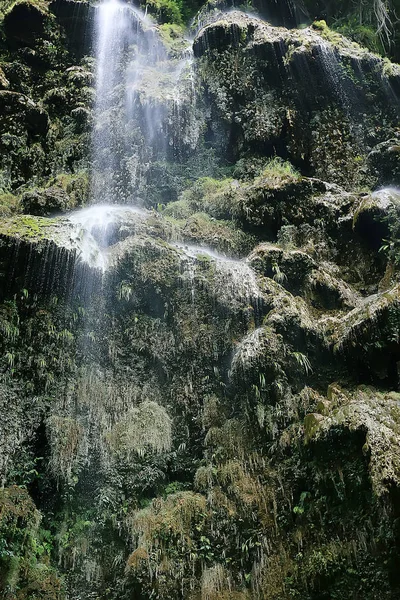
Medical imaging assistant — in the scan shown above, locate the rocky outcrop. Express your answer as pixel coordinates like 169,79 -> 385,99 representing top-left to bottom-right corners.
1,4 -> 400,600
194,12 -> 400,188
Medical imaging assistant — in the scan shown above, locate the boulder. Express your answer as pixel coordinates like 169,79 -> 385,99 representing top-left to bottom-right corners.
3,0 -> 49,47
22,186 -> 72,216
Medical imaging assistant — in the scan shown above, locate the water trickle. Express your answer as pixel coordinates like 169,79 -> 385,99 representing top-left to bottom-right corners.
371,186 -> 400,204
175,243 -> 264,310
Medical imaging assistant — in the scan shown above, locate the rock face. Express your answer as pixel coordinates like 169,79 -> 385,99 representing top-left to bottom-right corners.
1,3 -> 400,600
194,12 -> 400,188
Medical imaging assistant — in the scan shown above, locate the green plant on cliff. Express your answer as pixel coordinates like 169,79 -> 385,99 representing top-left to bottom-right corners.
0,486 -> 63,598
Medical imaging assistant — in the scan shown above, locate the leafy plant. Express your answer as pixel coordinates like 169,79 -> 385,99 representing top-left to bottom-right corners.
292,351 -> 313,375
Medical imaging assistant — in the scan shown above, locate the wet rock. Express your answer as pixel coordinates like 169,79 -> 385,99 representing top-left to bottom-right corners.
306,385 -> 400,495
50,0 -> 94,58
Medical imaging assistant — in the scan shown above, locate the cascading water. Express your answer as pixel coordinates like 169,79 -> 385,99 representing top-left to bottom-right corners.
69,204 -> 146,271
70,1 -> 153,270
91,0 -> 145,206
89,0 -> 192,209
69,0 -> 196,270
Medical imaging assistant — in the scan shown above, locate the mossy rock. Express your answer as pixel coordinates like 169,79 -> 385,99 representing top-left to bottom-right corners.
3,0 -> 50,46
194,12 -> 400,188
353,188 -> 400,251
22,185 -> 73,216
332,283 -> 400,382
304,267 -> 361,310
0,214 -> 58,240
306,385 -> 400,496
249,243 -> 316,294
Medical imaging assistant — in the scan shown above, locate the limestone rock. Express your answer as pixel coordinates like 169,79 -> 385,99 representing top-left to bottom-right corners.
193,11 -> 400,188
306,385 -> 400,495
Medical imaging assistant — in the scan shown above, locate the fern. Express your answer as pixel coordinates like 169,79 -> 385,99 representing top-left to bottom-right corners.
292,351 -> 313,375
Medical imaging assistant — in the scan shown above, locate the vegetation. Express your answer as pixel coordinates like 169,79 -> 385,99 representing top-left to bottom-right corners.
303,0 -> 400,59
0,0 -> 400,599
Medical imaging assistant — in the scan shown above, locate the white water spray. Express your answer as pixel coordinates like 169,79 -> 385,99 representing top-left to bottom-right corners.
69,204 -> 145,271
91,0 -> 148,204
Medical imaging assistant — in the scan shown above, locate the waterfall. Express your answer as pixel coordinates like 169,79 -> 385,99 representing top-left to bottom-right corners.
90,0 -> 167,207
68,0 -> 149,269
69,0 -> 197,272
91,0 -> 138,206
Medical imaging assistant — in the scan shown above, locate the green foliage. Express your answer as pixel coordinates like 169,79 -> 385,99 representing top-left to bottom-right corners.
141,0 -> 183,24
0,191 -> 20,217
379,203 -> 400,266
305,0 -> 398,59
334,17 -> 384,54
140,0 -> 204,23
292,351 -> 313,375
0,486 -> 63,599
0,292 -> 79,393
7,451 -> 44,488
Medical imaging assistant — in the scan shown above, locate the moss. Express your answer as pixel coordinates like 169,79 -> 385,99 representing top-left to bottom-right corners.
312,19 -> 328,31
158,23 -> 188,57
46,415 -> 86,484
108,400 -> 172,458
131,491 -> 207,550
0,191 -> 20,217
0,214 -> 57,240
